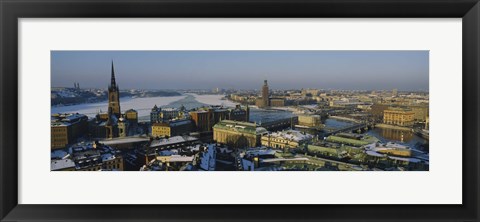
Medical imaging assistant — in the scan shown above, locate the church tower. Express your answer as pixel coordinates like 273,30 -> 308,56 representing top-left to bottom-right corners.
108,61 -> 121,118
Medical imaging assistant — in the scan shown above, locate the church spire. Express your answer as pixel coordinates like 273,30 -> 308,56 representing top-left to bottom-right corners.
111,60 -> 117,88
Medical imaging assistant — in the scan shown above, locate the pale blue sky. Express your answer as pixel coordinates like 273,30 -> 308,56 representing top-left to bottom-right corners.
51,51 -> 429,91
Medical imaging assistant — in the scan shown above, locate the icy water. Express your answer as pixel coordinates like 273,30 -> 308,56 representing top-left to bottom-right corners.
51,95 -> 187,117
249,109 -> 295,124
51,93 -> 293,123
366,127 -> 428,147
325,118 -> 428,150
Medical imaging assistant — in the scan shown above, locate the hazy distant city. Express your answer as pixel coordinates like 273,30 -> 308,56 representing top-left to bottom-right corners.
51,51 -> 429,171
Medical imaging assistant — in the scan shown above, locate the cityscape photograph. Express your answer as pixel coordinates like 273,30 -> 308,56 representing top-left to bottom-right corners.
51,51 -> 429,171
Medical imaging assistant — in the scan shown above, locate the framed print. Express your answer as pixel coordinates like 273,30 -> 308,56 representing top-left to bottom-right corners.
1,0 -> 479,221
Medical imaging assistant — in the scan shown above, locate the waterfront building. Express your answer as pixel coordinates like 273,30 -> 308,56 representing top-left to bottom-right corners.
51,113 -> 88,149
213,120 -> 268,148
261,130 -> 313,149
189,105 -> 249,133
161,107 -> 180,120
150,105 -> 162,123
150,105 -> 182,123
151,119 -> 192,138
297,114 -> 322,128
383,107 -> 415,127
409,105 -> 429,122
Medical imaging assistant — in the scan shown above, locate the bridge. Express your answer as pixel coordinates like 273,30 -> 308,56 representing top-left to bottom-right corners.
325,122 -> 375,137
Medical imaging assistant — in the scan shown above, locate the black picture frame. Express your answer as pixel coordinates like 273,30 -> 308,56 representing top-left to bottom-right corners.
1,0 -> 479,221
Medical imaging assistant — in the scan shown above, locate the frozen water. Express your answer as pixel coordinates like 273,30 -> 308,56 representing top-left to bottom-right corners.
51,95 -> 187,117
189,94 -> 238,107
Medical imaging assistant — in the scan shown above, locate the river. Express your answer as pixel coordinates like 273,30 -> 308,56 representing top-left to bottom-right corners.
324,118 -> 428,151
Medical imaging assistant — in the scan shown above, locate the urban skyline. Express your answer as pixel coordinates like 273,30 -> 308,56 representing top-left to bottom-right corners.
51,52 -> 429,172
51,50 -> 429,91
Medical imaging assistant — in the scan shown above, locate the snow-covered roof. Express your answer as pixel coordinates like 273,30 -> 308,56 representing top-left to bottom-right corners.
51,159 -> 75,170
261,157 -> 309,163
101,153 -> 116,162
169,119 -> 191,127
246,149 -> 276,156
388,156 -> 422,163
165,155 -> 194,162
100,136 -> 150,145
150,136 -> 198,148
384,142 -> 410,149
51,150 -> 69,159
366,150 -> 386,158
242,159 -> 254,171
199,144 -> 216,171
266,130 -> 313,142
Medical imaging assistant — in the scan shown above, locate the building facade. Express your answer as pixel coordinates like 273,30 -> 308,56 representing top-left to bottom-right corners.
189,105 -> 249,133
269,98 -> 285,107
151,119 -> 192,138
258,80 -> 270,108
150,105 -> 182,123
298,114 -> 322,127
125,109 -> 138,124
213,120 -> 267,148
383,107 -> 415,127
51,113 -> 88,149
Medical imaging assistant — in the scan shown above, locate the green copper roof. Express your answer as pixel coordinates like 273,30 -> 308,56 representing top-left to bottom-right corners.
213,120 -> 266,135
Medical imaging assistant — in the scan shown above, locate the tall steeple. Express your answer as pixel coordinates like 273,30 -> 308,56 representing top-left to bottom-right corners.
107,60 -> 121,118
110,60 -> 117,89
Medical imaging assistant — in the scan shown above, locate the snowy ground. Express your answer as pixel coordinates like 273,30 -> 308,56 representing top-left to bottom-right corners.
188,94 -> 238,107
51,95 -> 187,117
51,93 -> 239,118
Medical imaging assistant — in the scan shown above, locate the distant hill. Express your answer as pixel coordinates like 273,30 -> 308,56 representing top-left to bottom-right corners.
51,88 -> 181,106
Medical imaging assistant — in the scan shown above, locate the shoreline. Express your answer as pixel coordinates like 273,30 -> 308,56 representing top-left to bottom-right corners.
329,115 -> 362,123
375,123 -> 413,131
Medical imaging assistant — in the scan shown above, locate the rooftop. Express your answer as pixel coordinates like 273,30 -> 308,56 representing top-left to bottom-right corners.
100,136 -> 150,145
150,135 -> 198,148
51,159 -> 75,170
213,120 -> 266,135
266,130 -> 313,142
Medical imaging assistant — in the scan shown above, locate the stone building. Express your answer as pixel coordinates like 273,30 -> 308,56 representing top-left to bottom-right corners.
51,113 -> 88,149
151,119 -> 192,138
383,107 -> 415,127
190,105 -> 249,133
261,130 -> 313,149
213,120 -> 267,148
